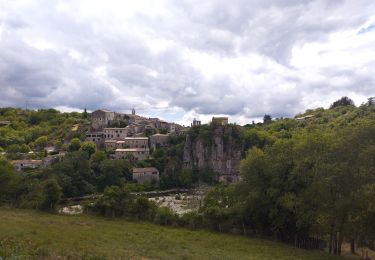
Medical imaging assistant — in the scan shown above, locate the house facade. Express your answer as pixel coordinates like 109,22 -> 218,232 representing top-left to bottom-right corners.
91,109 -> 115,130
212,117 -> 228,125
85,132 -> 104,148
132,167 -> 159,184
150,134 -> 169,149
114,148 -> 150,161
103,127 -> 128,139
121,137 -> 149,149
14,160 -> 43,171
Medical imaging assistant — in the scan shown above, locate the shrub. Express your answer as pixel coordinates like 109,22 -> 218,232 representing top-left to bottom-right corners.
154,207 -> 178,226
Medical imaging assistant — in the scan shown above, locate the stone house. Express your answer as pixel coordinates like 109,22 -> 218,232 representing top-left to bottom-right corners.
91,109 -> 115,130
126,123 -> 144,136
212,117 -> 228,125
114,148 -> 150,161
121,137 -> 149,149
104,140 -> 117,150
150,134 -> 169,149
42,153 -> 65,167
132,167 -> 159,184
105,137 -> 149,150
103,127 -> 128,139
14,160 -> 43,171
85,132 -> 104,148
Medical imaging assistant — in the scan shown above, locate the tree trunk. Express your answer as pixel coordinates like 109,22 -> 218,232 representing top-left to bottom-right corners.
333,232 -> 338,255
350,239 -> 355,254
329,224 -> 334,254
337,232 -> 343,256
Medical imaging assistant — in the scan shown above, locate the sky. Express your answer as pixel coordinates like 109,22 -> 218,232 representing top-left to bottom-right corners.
0,0 -> 374,125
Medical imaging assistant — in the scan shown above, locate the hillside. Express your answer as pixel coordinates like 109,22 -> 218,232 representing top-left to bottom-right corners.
0,208 -> 342,260
0,108 -> 89,157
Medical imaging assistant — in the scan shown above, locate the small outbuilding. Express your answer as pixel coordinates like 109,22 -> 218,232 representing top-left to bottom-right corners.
132,167 -> 159,184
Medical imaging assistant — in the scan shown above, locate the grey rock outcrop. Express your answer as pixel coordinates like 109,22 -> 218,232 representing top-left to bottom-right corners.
183,125 -> 242,182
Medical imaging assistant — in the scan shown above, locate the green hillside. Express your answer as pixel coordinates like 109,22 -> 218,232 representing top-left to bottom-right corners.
0,108 -> 89,156
0,208 -> 341,260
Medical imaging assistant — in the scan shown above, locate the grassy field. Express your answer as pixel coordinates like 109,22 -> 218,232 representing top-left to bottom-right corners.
0,207 -> 343,260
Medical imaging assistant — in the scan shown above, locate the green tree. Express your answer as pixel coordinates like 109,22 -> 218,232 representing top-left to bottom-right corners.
130,197 -> 157,220
263,114 -> 272,124
178,169 -> 193,188
330,96 -> 355,108
80,141 -> 96,156
35,136 -> 48,151
69,138 -> 81,152
83,108 -> 88,119
39,178 -> 62,211
0,158 -> 21,205
96,159 -> 132,191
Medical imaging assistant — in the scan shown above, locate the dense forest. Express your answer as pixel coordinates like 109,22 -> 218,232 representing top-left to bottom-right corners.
0,97 -> 374,256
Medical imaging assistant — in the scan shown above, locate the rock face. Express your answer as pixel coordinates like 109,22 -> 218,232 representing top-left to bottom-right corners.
183,125 -> 242,182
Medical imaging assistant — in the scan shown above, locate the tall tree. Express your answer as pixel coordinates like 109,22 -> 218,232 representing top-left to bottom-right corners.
263,114 -> 272,124
330,96 -> 355,108
39,178 -> 62,211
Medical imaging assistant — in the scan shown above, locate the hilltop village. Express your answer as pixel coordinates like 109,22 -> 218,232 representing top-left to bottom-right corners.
86,108 -> 183,157
84,108 -> 236,184
6,107 -> 238,185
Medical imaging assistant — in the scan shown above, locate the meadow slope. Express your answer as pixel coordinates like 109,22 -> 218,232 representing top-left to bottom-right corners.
0,208 -> 343,260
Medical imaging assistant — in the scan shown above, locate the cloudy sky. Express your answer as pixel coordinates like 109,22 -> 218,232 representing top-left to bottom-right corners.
0,0 -> 374,125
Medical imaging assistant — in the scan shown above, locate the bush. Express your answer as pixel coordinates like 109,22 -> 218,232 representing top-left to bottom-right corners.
130,197 -> 157,221
154,207 -> 178,226
179,211 -> 204,229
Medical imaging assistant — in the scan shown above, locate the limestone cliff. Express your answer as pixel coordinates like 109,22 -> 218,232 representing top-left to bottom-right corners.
183,124 -> 243,182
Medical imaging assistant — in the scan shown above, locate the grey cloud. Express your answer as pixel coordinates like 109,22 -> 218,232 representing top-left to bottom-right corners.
0,0 -> 374,123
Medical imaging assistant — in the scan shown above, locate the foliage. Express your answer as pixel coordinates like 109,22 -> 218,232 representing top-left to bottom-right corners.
87,185 -> 157,221
0,108 -> 88,157
80,141 -> 96,156
228,123 -> 375,255
330,96 -> 355,108
38,178 -> 62,211
263,114 -> 272,124
68,138 -> 81,152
